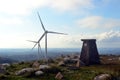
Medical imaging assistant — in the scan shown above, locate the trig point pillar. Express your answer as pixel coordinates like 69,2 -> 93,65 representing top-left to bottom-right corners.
80,39 -> 100,65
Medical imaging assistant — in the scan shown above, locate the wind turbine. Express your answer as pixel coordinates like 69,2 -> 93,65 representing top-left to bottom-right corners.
32,12 -> 67,63
27,40 -> 42,61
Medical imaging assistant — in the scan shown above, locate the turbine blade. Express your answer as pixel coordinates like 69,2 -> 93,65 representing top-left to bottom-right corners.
48,31 -> 68,35
32,43 -> 37,50
27,40 -> 37,43
37,12 -> 46,31
38,32 -> 46,42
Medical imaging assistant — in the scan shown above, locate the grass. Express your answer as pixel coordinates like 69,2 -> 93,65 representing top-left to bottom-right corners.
62,65 -> 120,80
1,55 -> 120,80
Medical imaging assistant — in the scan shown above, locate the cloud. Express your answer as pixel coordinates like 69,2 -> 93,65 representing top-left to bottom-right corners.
0,0 -> 94,15
0,17 -> 23,25
59,30 -> 120,48
0,0 -> 95,28
77,16 -> 102,28
49,0 -> 94,12
77,16 -> 120,29
0,30 -> 120,48
0,34 -> 27,48
97,30 -> 120,42
0,0 -> 49,15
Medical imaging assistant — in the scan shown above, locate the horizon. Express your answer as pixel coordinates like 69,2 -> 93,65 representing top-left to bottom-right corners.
0,48 -> 120,56
0,0 -> 120,48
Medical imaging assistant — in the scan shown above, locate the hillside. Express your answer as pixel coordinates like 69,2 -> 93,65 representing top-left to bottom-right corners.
0,54 -> 120,80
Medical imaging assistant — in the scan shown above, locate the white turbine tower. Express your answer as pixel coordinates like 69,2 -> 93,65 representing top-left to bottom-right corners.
32,12 -> 67,63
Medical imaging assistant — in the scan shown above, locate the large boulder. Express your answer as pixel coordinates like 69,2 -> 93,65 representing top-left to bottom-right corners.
0,63 -> 10,69
0,63 -> 10,74
58,61 -> 65,66
1,63 -> 10,67
63,57 -> 77,64
94,74 -> 112,80
39,65 -> 50,70
40,65 -> 61,74
63,57 -> 70,61
15,68 -> 35,76
70,54 -> 79,59
119,57 -> 120,61
35,71 -> 44,76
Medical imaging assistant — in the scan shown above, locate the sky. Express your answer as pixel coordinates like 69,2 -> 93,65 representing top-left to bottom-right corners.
0,0 -> 120,48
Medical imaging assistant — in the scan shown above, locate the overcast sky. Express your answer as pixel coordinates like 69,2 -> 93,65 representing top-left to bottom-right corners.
0,0 -> 120,48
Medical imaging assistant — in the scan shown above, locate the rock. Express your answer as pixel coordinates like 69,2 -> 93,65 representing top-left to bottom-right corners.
64,57 -> 70,61
94,74 -> 112,80
35,71 -> 44,76
0,64 -> 8,74
70,54 -> 79,59
0,63 -> 10,69
2,63 -> 10,67
108,59 -> 112,61
39,65 -> 50,70
32,61 -> 40,68
58,61 -> 65,66
15,68 -> 34,76
70,59 -> 78,63
63,57 -> 72,64
119,57 -> 120,61
63,57 -> 78,64
55,72 -> 64,80
41,66 -> 61,74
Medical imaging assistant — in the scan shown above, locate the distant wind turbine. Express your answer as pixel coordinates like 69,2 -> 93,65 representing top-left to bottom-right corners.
32,12 -> 67,62
27,40 -> 42,61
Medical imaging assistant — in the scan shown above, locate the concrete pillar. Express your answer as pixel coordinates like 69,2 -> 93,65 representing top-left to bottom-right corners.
80,39 -> 100,65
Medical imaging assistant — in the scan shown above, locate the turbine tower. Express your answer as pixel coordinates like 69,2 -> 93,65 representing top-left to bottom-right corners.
32,12 -> 67,63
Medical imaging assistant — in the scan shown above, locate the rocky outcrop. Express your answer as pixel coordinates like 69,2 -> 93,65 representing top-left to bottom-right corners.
35,71 -> 44,76
15,68 -> 35,76
39,65 -> 50,70
0,63 -> 10,74
94,74 -> 112,80
63,57 -> 78,64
